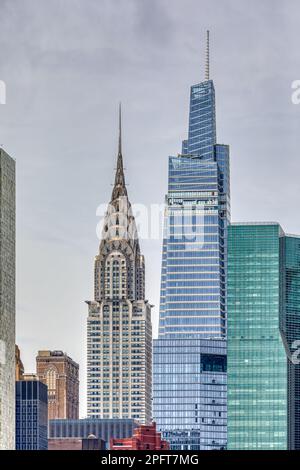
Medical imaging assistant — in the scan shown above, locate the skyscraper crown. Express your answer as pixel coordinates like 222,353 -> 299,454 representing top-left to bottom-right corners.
93,105 -> 145,302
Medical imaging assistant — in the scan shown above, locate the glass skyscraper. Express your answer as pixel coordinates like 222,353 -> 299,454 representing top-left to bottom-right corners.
154,36 -> 230,449
154,338 -> 227,450
158,80 -> 230,338
227,223 -> 300,450
227,223 -> 287,450
16,380 -> 48,450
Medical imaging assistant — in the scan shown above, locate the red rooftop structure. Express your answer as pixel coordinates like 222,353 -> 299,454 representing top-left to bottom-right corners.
110,422 -> 170,450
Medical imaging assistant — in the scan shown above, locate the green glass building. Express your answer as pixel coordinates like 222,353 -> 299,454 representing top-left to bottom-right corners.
280,235 -> 300,449
227,223 -> 288,450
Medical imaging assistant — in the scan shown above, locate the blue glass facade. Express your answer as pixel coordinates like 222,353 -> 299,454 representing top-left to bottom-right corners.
154,338 -> 227,450
16,380 -> 48,450
184,80 -> 216,160
158,80 -> 230,339
154,73 -> 230,449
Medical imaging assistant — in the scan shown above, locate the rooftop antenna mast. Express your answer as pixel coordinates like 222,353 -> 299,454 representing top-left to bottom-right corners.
205,30 -> 210,81
118,102 -> 122,155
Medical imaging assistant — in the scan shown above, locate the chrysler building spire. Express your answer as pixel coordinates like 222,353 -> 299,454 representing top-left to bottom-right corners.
118,102 -> 122,155
112,103 -> 127,201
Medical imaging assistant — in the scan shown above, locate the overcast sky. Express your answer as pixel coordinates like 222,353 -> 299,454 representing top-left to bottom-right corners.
0,0 -> 299,417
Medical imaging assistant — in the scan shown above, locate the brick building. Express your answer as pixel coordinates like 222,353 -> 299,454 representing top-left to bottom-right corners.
36,350 -> 79,420
110,422 -> 170,450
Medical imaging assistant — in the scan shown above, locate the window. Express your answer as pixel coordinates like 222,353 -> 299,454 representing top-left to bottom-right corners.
46,368 -> 57,397
200,354 -> 227,373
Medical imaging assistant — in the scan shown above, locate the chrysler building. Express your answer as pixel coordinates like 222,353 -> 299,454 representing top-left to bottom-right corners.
86,107 -> 152,424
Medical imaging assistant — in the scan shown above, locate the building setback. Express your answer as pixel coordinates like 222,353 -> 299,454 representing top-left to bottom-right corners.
153,32 -> 230,450
16,380 -> 48,450
227,223 -> 300,450
0,148 -> 16,450
86,107 -> 152,424
36,350 -> 79,420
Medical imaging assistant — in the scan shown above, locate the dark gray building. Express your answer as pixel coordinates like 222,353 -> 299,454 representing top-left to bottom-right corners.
16,380 -> 48,450
0,148 -> 16,450
82,436 -> 106,450
49,418 -> 139,447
